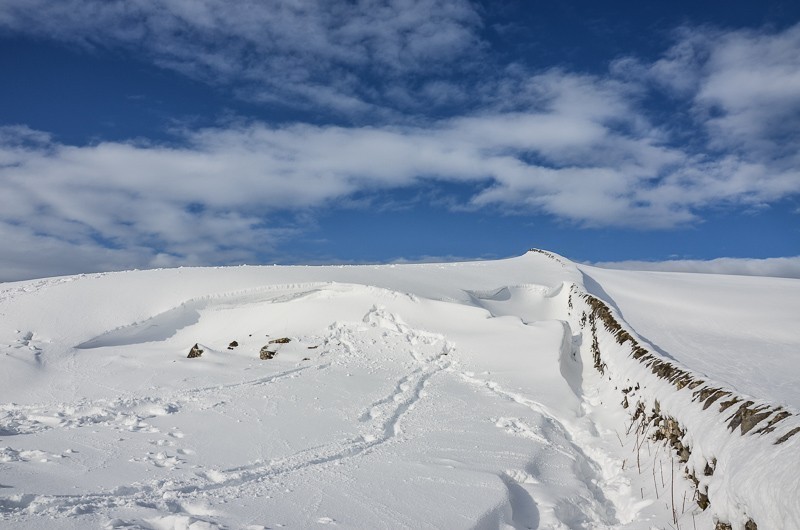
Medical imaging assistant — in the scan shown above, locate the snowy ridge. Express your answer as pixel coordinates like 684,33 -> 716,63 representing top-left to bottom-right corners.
569,287 -> 800,529
0,250 -> 797,529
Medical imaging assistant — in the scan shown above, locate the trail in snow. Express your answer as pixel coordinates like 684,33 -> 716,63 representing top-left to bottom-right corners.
1,298 -> 467,527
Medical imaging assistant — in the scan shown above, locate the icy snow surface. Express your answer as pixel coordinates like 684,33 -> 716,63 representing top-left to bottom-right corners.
0,251 -> 797,529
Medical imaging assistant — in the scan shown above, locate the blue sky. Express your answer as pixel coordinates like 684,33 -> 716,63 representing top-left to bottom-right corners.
1,1 -> 799,281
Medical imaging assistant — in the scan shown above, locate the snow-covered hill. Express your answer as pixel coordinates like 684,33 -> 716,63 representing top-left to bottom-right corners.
1,251 -> 797,529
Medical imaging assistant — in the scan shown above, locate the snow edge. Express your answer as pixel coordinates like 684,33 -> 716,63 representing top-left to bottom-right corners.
566,285 -> 800,530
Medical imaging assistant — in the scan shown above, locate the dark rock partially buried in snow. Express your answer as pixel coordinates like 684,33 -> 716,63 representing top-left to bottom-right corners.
187,343 -> 204,358
260,346 -> 276,360
269,337 -> 291,344
715,521 -> 758,530
227,340 -> 239,350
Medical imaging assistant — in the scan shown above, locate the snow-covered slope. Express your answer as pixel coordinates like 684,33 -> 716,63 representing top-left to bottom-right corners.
580,265 -> 800,410
1,251 -> 797,529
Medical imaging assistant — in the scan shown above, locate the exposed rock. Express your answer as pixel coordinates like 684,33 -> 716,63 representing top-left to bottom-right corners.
776,426 -> 800,445
693,387 -> 731,410
227,340 -> 239,350
187,343 -> 204,359
727,401 -> 774,435
704,458 -> 716,476
712,521 -> 756,530
586,312 -> 606,374
527,248 -> 567,267
260,346 -> 276,360
754,410 -> 790,435
269,337 -> 291,344
697,490 -> 710,510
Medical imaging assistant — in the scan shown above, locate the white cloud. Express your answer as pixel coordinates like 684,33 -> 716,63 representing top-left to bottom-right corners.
650,24 -> 800,161
0,222 -> 181,283
1,62 -> 796,282
0,69 -> 693,267
591,257 -> 800,280
0,0 -> 483,115
1,8 -> 799,280
698,25 -> 800,152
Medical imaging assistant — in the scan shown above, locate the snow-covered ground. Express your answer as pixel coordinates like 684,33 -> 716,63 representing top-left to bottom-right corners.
1,251 -> 797,529
580,266 -> 800,410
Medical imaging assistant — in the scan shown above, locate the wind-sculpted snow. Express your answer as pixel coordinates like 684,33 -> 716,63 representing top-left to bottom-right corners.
0,250 -> 797,529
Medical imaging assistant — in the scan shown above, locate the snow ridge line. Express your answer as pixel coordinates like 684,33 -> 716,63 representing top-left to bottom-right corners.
73,281 -> 420,350
580,292 -> 797,442
569,285 -> 800,529
527,248 -> 569,269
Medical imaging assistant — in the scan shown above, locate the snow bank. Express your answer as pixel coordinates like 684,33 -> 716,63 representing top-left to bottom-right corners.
569,287 -> 800,529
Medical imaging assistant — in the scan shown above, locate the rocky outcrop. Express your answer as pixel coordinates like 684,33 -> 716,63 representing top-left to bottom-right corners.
259,337 -> 290,359
187,343 -> 204,358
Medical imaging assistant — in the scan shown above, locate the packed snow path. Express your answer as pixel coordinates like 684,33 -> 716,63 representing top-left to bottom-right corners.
1,252 -> 796,528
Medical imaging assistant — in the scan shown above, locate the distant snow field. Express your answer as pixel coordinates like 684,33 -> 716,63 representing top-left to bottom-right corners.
1,251 -> 798,529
